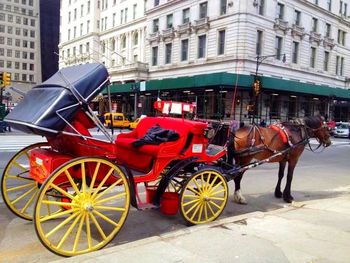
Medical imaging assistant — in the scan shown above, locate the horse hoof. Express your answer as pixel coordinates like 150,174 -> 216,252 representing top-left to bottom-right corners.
233,191 -> 248,205
283,195 -> 294,203
275,190 -> 282,198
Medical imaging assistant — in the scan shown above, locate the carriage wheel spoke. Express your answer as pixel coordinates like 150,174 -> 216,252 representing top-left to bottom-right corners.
89,213 -> 107,240
6,175 -> 33,182
209,196 -> 225,201
24,152 -> 30,159
13,161 -> 27,172
205,173 -> 211,191
209,200 -> 221,210
184,200 -> 200,216
208,180 -> 223,194
88,162 -> 101,195
183,198 -> 199,207
94,178 -> 122,201
94,205 -> 125,212
12,186 -> 36,204
20,190 -> 38,213
206,201 -> 216,216
187,186 -> 200,196
72,214 -> 86,253
94,192 -> 126,205
56,214 -> 82,249
197,203 -> 204,223
204,202 -> 209,221
41,200 -> 79,208
93,210 -> 119,227
183,194 -> 198,199
210,189 -> 225,196
190,201 -> 202,221
64,170 -> 80,195
40,208 -> 75,222
81,162 -> 86,194
91,168 -> 114,199
45,212 -> 79,238
49,183 -> 75,200
85,213 -> 92,249
193,180 -> 202,194
7,182 -> 35,192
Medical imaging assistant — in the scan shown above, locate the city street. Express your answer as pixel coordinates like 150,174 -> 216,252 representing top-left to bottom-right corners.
0,132 -> 349,262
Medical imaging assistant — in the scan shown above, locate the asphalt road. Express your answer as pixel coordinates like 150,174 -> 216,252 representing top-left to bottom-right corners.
0,139 -> 349,263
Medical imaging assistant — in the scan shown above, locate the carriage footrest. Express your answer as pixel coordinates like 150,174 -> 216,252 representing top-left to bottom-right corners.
138,203 -> 159,211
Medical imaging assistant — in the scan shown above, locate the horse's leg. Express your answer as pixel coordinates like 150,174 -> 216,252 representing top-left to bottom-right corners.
233,172 -> 247,205
275,161 -> 286,198
283,160 -> 297,203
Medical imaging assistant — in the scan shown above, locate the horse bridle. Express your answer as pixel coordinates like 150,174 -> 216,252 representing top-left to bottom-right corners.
299,120 -> 329,151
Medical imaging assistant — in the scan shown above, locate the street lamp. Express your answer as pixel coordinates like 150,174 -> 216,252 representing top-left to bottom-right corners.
252,53 -> 286,123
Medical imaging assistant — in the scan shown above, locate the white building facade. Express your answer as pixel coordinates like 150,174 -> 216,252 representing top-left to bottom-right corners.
59,0 -> 350,122
0,0 -> 41,102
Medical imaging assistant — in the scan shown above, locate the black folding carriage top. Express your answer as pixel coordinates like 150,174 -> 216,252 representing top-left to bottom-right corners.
5,63 -> 109,137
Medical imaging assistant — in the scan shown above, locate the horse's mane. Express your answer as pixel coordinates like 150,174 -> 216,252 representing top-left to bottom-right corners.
281,115 -> 323,130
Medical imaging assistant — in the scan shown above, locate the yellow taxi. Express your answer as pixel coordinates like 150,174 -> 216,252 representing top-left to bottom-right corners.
104,112 -> 130,128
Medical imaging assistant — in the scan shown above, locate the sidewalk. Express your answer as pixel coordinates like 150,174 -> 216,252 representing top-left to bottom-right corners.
55,188 -> 350,263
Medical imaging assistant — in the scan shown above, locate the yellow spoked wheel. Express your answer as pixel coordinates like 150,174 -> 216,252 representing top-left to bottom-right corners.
1,142 -> 49,220
180,169 -> 228,226
34,157 -> 130,257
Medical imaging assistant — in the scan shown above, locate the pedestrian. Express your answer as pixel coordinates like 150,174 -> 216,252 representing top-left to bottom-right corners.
259,119 -> 266,127
5,108 -> 11,132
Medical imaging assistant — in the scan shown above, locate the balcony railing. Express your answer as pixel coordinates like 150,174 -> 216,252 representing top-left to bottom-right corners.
274,18 -> 288,32
162,27 -> 175,39
323,36 -> 335,48
309,31 -> 322,44
193,17 -> 209,31
291,24 -> 305,38
177,22 -> 191,35
148,31 -> 160,43
110,61 -> 149,72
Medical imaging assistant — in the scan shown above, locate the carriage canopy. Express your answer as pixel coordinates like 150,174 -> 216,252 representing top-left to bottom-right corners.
5,63 -> 109,136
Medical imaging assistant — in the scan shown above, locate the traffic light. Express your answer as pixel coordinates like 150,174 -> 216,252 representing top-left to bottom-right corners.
0,72 -> 3,87
246,104 -> 254,112
2,72 -> 11,86
253,79 -> 261,96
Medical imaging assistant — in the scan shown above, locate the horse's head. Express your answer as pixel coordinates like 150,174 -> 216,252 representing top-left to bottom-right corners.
304,116 -> 332,147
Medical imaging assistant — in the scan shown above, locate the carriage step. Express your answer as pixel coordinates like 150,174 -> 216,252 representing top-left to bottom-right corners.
138,203 -> 159,210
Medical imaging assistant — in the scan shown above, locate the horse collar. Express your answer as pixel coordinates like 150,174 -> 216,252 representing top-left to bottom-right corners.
269,124 -> 293,147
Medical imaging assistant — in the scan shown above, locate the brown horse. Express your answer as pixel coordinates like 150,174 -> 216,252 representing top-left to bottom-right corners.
231,115 -> 331,204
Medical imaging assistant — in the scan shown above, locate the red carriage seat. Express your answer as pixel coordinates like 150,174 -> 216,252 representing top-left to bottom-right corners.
115,117 -> 207,173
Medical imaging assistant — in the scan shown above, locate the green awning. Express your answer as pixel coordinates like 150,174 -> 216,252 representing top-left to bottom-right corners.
104,72 -> 350,99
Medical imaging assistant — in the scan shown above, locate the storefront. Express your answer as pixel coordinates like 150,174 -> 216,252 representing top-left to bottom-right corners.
103,72 -> 350,123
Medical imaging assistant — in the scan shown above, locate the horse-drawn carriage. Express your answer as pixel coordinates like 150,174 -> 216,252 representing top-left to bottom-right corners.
1,63 -> 331,257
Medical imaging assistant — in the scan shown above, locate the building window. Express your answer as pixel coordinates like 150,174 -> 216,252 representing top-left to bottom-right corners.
340,0 -> 343,14
133,32 -> 138,45
327,0 -> 332,11
256,30 -> 263,55
181,39 -> 189,61
165,43 -> 172,64
314,0 -> 319,5
125,8 -> 128,23
80,23 -> 83,36
121,36 -> 126,49
258,0 -> 265,15
310,47 -> 316,67
182,8 -> 190,23
153,18 -> 159,32
120,10 -> 123,24
74,8 -> 77,20
340,57 -> 344,76
86,42 -> 90,52
152,46 -> 158,66
68,29 -> 71,40
81,5 -> 84,17
324,51 -> 329,71
336,55 -> 340,75
166,14 -> 173,29
276,3 -> 284,19
336,56 -> 345,76
220,0 -> 227,15
311,17 -> 318,32
218,30 -> 225,55
275,36 -> 283,60
87,20 -> 90,33
154,0 -> 159,7
337,29 -> 346,45
113,13 -> 116,27
199,2 -> 208,19
133,4 -> 137,19
87,1 -> 90,14
325,23 -> 331,37
294,10 -> 301,26
292,41 -> 299,63
198,35 -> 206,58
68,12 -> 71,23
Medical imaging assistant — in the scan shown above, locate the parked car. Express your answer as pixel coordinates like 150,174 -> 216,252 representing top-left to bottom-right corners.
333,123 -> 349,138
104,112 -> 130,128
129,115 -> 147,129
